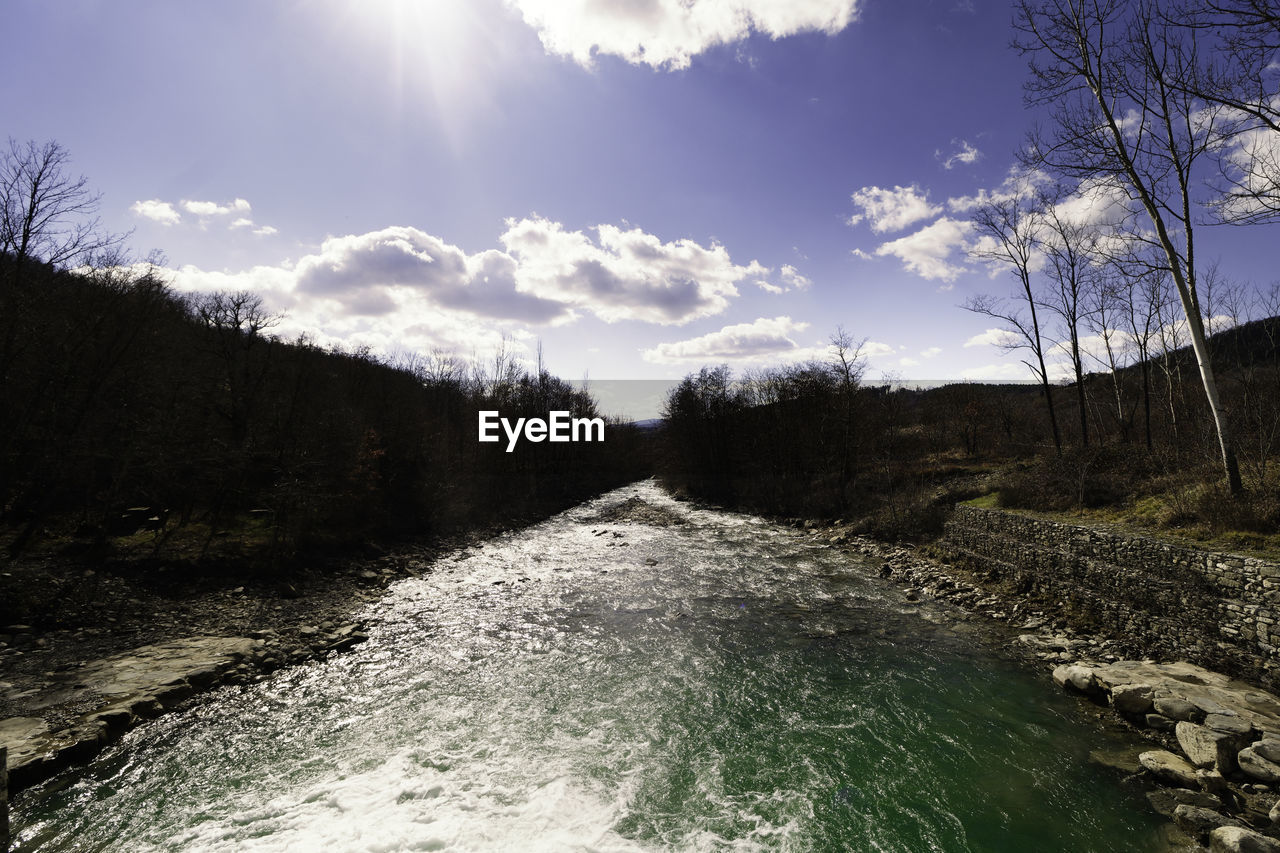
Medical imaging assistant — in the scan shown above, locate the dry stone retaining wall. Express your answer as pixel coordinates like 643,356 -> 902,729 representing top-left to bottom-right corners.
944,506 -> 1280,688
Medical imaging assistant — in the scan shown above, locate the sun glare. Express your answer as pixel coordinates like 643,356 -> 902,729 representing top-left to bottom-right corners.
339,0 -> 508,142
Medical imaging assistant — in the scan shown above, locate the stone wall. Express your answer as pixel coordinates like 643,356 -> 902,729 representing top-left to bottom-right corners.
943,506 -> 1280,688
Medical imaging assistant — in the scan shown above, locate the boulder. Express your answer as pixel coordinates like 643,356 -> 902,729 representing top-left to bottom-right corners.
1239,747 -> 1280,784
1178,722 -> 1251,772
1146,713 -> 1178,732
1255,739 -> 1280,764
1210,826 -> 1280,853
1141,750 -> 1201,788
1208,713 -> 1256,737
1173,804 -> 1242,840
1111,683 -> 1155,715
1053,664 -> 1101,696
1147,787 -> 1228,818
1156,696 -> 1206,723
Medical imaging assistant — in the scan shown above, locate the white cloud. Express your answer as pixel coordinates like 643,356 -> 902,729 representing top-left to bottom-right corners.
851,248 -> 874,260
642,315 -> 812,363
939,139 -> 981,170
779,264 -> 812,290
149,216 -> 775,361
182,198 -> 252,217
506,0 -> 861,70
920,346 -> 942,358
873,217 -> 974,281
960,362 -> 1036,381
964,328 -> 1021,348
501,216 -> 763,324
252,225 -> 279,236
946,167 -> 1052,213
130,199 -> 181,226
756,280 -> 786,294
230,217 -> 254,229
847,184 -> 941,233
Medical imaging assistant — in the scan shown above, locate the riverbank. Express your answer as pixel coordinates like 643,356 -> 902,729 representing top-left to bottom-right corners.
0,520 -> 525,804
789,517 -> 1280,851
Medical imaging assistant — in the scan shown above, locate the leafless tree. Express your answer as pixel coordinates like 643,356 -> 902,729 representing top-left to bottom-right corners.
964,194 -> 1063,453
0,138 -> 125,269
1039,187 -> 1102,446
1015,0 -> 1243,492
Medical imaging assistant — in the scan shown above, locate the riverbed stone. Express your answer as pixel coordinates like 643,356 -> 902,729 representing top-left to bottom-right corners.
1255,739 -> 1280,764
1053,664 -> 1101,696
1210,826 -> 1280,853
1147,787 -> 1227,817
1147,713 -> 1178,732
1239,747 -> 1280,784
1174,804 -> 1243,840
1179,722 -> 1252,772
1111,683 -> 1156,715
1142,750 -> 1201,787
1209,714 -> 1257,737
1157,696 -> 1206,723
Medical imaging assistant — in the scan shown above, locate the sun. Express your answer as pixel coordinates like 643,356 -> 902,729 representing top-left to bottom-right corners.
334,0 -> 508,140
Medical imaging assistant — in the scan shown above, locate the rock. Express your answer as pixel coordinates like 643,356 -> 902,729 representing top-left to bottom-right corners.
1173,804 -> 1242,840
1089,747 -> 1146,775
1269,799 -> 1280,824
1177,717 -> 1249,768
1199,769 -> 1234,800
1208,714 -> 1256,737
1147,713 -> 1178,732
1111,683 -> 1155,715
1210,826 -> 1280,853
1148,787 -> 1228,818
1141,750 -> 1201,787
1053,664 -> 1101,696
1156,696 -> 1206,723
1178,722 -> 1251,772
1239,747 -> 1280,784
1255,739 -> 1280,764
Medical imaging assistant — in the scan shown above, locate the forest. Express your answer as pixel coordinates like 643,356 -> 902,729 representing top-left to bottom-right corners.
0,249 -> 649,570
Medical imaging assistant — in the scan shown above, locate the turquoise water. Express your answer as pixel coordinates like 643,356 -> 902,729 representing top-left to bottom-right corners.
13,482 -> 1168,851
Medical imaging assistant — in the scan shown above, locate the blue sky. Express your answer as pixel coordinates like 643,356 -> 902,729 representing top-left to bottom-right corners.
6,0 -> 1278,414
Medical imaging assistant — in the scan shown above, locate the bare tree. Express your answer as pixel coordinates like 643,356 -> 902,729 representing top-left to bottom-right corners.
1015,0 -> 1244,493
1039,187 -> 1101,446
0,138 -> 125,269
964,194 -> 1063,453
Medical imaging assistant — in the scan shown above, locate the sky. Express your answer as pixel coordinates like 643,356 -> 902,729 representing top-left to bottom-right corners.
6,0 -> 1279,418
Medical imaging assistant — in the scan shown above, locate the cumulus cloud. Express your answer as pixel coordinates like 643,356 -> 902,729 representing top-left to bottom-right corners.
847,185 -> 941,233
149,216 -> 775,359
642,315 -> 813,363
873,216 -> 974,281
506,0 -> 860,70
500,216 -> 764,324
938,139 -> 981,170
131,199 -> 181,226
296,226 -> 572,324
963,328 -> 1021,349
779,264 -> 812,290
182,198 -> 252,217
920,346 -> 942,358
137,196 -> 277,236
946,167 -> 1052,213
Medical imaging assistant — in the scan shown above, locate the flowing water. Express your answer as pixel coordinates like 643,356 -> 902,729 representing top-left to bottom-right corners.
13,481 -> 1171,852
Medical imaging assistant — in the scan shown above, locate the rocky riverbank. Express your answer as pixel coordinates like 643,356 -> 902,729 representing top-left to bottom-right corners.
0,527 -> 512,805
790,517 -> 1280,852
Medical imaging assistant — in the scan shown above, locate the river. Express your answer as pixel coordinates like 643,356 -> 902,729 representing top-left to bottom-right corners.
12,481 -> 1170,852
